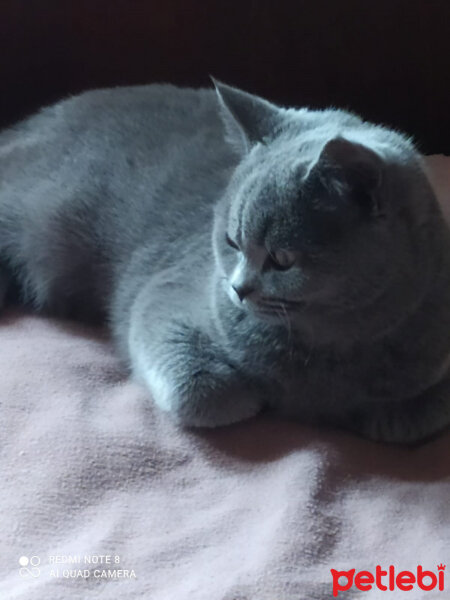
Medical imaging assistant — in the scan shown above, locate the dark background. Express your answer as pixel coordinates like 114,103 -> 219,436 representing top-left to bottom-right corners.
1,0 -> 449,153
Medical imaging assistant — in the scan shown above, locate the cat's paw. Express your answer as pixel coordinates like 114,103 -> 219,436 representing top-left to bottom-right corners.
345,379 -> 450,444
144,362 -> 263,427
130,321 -> 265,427
351,411 -> 418,444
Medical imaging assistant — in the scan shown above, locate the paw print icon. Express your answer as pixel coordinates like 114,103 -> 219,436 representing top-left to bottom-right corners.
19,556 -> 40,578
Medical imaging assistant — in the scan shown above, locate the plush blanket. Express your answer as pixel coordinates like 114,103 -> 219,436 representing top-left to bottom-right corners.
0,156 -> 449,600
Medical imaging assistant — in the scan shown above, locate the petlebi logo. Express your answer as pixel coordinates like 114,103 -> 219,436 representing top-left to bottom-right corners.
331,564 -> 446,597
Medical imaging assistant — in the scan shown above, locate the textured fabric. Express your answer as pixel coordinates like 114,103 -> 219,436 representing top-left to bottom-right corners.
0,156 -> 449,600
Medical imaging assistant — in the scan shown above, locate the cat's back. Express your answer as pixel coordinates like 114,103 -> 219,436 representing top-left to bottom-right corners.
0,84 -> 224,178
43,84 -> 220,147
0,84 -> 233,316
0,83 -> 234,261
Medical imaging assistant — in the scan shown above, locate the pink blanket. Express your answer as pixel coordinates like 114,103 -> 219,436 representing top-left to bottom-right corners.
0,156 -> 449,600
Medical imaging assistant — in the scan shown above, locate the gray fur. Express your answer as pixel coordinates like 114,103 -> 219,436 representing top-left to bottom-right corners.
1,81 -> 450,443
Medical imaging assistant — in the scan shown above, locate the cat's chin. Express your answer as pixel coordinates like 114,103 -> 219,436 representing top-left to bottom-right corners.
251,309 -> 285,324
226,288 -> 302,326
245,303 -> 294,326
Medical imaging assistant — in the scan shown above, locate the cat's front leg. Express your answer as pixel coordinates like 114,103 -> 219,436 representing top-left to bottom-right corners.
344,375 -> 450,444
130,320 -> 265,427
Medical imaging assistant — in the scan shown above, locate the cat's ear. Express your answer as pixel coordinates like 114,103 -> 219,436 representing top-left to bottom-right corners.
314,137 -> 384,215
211,78 -> 281,154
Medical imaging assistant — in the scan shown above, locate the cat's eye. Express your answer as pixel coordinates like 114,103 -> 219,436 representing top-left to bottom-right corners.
269,249 -> 296,270
225,233 -> 239,250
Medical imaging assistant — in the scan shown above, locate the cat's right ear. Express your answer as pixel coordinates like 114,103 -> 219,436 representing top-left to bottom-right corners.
211,77 -> 281,155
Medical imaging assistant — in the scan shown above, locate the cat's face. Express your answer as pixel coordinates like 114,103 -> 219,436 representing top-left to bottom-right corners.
212,81 -> 429,339
214,141 -> 389,322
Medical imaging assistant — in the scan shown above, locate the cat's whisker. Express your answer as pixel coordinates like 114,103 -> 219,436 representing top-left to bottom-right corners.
281,303 -> 292,346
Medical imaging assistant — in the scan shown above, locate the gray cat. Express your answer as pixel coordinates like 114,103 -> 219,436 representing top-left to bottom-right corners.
1,80 -> 450,443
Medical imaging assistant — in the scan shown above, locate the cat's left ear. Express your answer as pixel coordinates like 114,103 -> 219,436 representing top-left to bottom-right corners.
315,137 -> 384,216
211,78 -> 282,154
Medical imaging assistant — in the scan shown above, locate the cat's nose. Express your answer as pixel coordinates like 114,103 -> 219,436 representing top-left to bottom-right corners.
232,283 -> 255,302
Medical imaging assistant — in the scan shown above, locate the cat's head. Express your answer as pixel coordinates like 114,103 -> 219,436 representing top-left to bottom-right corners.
212,81 -> 440,343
